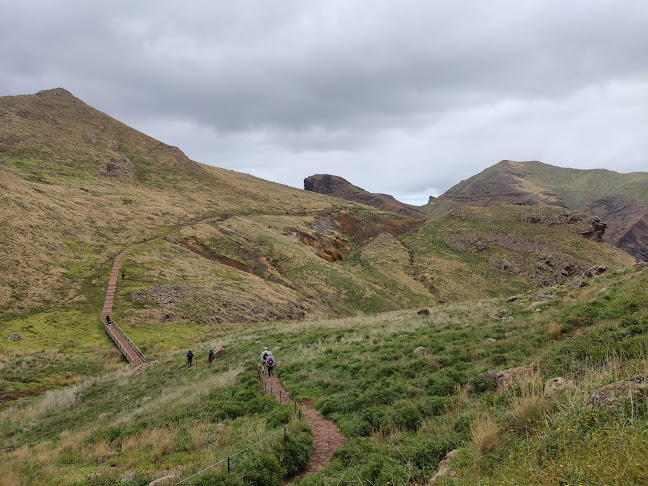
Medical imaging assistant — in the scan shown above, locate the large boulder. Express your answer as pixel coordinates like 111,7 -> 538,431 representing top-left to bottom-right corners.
7,334 -> 21,342
544,377 -> 575,399
413,346 -> 426,355
588,375 -> 648,407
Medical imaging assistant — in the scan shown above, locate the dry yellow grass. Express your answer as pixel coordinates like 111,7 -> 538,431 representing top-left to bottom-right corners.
512,393 -> 545,431
0,469 -> 21,486
471,417 -> 500,456
34,441 -> 57,463
151,428 -> 175,463
187,423 -> 212,452
10,445 -> 30,461
0,384 -> 81,424
548,322 -> 563,340
58,430 -> 91,453
89,441 -> 113,461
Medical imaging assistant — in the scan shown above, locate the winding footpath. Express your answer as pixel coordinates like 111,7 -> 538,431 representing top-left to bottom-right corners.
262,373 -> 347,479
100,229 -> 347,479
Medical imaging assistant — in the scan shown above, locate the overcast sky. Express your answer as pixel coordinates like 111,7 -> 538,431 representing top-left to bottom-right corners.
2,1 -> 647,204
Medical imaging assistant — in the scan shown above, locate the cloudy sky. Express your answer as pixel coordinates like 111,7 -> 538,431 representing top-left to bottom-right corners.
2,1 -> 647,204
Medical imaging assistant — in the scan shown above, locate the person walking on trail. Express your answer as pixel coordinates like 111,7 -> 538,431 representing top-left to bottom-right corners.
266,353 -> 275,377
208,349 -> 215,366
261,347 -> 269,374
187,350 -> 194,367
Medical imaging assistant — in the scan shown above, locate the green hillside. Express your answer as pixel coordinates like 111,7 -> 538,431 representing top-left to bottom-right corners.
1,263 -> 646,485
425,160 -> 648,260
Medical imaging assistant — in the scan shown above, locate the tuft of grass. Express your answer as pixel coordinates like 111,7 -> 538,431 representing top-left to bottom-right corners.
151,428 -> 175,463
471,417 -> 500,456
548,322 -> 563,340
512,390 -> 546,431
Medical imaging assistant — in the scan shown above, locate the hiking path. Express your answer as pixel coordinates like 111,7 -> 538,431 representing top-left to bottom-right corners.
262,372 -> 347,480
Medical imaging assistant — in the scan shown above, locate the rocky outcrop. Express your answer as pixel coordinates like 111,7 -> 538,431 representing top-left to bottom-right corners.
304,174 -> 428,219
582,265 -> 607,278
588,375 -> 648,406
544,377 -> 575,398
7,334 -> 21,342
490,365 -> 536,392
428,449 -> 459,484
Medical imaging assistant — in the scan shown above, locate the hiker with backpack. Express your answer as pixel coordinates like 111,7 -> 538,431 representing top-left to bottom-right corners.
261,347 -> 269,374
187,350 -> 194,367
208,349 -> 215,366
266,353 -> 276,376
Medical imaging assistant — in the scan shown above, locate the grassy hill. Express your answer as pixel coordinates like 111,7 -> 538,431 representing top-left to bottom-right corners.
424,160 -> 648,260
0,89 -> 635,396
1,262 -> 646,484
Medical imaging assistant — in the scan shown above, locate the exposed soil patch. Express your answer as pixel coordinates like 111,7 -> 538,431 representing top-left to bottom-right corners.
179,239 -> 253,274
0,389 -> 43,405
338,212 -> 424,245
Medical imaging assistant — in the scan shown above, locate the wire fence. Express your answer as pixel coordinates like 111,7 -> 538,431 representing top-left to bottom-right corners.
174,389 -> 304,485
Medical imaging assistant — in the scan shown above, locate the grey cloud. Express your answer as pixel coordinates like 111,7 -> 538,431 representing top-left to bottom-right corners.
1,0 -> 647,201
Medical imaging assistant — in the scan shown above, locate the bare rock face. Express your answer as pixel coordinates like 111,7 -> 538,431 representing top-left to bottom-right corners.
304,174 -> 429,219
7,334 -> 21,342
588,375 -> 648,407
489,365 -> 536,392
583,265 -> 608,278
544,377 -> 575,399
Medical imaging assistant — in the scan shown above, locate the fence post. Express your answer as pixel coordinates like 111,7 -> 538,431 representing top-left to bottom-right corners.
294,400 -> 297,413
227,457 -> 230,474
299,410 -> 302,422
284,426 -> 287,442
279,391 -> 282,404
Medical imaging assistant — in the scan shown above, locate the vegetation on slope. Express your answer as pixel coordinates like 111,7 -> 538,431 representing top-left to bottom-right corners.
2,264 -> 646,485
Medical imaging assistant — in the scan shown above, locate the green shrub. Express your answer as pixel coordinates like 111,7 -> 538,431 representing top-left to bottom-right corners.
426,375 -> 457,396
280,424 -> 313,476
240,451 -> 282,486
267,405 -> 293,429
390,400 -> 422,431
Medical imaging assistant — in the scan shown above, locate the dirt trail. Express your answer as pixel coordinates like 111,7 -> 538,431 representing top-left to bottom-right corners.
262,372 -> 347,480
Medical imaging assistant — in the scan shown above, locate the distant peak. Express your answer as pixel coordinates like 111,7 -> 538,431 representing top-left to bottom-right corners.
36,88 -> 75,98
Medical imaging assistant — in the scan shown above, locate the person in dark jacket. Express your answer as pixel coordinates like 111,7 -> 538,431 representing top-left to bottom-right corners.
266,353 -> 275,376
208,349 -> 215,366
187,350 -> 194,367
